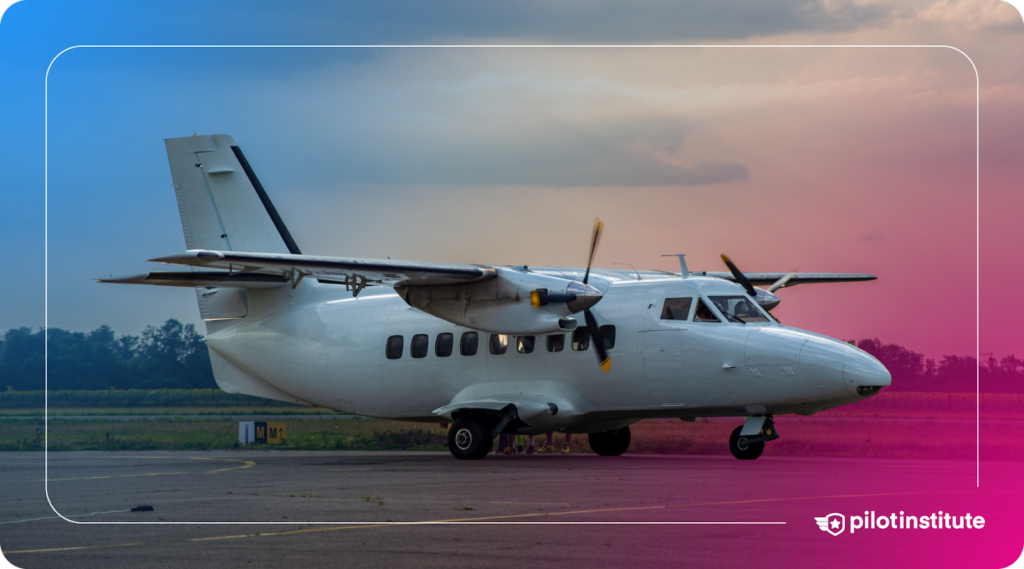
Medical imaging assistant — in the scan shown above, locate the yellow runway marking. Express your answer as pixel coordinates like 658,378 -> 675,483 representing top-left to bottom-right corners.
30,472 -> 186,484
205,461 -> 256,474
5,542 -> 142,554
490,501 -> 571,506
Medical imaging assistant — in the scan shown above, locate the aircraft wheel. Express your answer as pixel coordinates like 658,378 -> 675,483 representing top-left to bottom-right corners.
448,416 -> 493,460
588,426 -> 631,456
729,426 -> 764,460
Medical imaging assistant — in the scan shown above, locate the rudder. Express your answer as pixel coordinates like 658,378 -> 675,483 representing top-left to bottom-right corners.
164,134 -> 301,255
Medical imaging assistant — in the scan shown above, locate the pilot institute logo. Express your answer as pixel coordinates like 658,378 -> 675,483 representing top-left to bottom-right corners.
815,513 -> 846,536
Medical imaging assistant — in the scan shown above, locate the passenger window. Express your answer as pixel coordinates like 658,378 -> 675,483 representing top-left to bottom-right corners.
571,328 -> 590,351
411,334 -> 429,358
386,335 -> 403,360
517,336 -> 535,354
661,298 -> 693,320
547,334 -> 565,352
599,325 -> 616,349
489,334 -> 508,355
435,333 -> 454,357
460,332 -> 478,356
693,299 -> 720,323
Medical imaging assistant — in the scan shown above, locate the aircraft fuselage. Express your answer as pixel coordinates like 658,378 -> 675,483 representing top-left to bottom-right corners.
203,270 -> 887,434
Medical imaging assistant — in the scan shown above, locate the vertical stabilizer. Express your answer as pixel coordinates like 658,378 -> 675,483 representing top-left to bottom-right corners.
164,134 -> 301,255
164,134 -> 301,321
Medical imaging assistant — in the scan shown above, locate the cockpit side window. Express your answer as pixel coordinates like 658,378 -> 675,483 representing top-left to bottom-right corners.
693,299 -> 720,323
661,297 -> 693,320
709,295 -> 770,323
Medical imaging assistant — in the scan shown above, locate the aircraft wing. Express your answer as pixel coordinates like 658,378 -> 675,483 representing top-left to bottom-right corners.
97,271 -> 289,288
146,250 -> 497,287
702,272 -> 876,288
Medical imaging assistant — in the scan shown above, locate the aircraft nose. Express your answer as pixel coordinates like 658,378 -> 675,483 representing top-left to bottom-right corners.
843,349 -> 891,397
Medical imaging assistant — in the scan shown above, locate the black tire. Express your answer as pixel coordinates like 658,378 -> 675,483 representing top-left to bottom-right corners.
447,416 -> 492,460
729,426 -> 765,460
588,426 -> 631,456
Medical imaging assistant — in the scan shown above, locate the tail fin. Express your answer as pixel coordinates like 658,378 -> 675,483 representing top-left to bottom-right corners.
164,134 -> 301,255
164,134 -> 300,322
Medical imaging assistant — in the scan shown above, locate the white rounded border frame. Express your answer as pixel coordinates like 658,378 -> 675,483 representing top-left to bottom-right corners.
44,44 -> 978,528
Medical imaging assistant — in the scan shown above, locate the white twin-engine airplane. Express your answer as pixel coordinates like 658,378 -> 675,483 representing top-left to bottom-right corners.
101,134 -> 891,461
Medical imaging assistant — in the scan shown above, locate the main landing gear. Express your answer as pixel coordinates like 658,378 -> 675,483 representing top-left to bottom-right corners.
729,416 -> 779,460
447,415 -> 493,460
588,426 -> 631,456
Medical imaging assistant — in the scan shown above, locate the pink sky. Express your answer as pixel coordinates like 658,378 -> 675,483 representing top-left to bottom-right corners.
35,1 -> 1024,365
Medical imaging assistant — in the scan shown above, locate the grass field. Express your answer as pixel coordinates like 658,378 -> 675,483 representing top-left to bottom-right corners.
5,391 -> 1021,419
3,414 -> 1018,461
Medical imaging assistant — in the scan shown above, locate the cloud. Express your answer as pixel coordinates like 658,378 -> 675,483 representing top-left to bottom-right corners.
916,0 -> 1021,30
227,0 -> 895,43
855,229 -> 885,242
234,59 -> 755,187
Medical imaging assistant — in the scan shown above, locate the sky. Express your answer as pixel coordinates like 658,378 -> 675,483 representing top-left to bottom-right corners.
1,0 -> 1022,362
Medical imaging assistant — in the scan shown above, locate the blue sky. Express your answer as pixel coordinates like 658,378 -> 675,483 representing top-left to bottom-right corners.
1,0 -> 1022,359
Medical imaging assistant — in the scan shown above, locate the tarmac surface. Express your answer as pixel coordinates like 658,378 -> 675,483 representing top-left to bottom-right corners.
1,450 -> 1021,568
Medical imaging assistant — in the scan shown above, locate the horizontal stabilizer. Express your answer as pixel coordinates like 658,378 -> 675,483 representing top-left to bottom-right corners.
98,271 -> 287,289
150,250 -> 497,287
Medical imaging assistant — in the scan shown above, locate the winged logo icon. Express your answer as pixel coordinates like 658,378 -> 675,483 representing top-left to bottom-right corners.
815,513 -> 845,536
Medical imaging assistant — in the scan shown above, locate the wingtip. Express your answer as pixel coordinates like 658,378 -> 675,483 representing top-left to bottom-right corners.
600,358 -> 612,373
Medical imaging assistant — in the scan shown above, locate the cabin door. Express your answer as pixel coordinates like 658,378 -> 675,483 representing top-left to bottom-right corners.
642,331 -> 689,407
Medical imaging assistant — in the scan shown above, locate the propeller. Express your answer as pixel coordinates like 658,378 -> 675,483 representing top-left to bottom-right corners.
720,254 -> 795,312
528,218 -> 611,372
767,271 -> 796,293
720,254 -> 756,297
583,219 -> 611,373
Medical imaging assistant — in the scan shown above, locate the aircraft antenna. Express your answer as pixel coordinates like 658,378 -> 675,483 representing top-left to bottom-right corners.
661,254 -> 689,278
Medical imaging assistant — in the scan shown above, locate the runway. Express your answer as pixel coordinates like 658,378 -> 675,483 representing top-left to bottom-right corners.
1,451 -> 1021,568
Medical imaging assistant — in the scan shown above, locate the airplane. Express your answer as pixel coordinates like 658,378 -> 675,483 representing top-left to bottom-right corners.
100,134 -> 891,461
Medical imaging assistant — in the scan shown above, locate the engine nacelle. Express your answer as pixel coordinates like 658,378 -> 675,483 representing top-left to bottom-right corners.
395,267 -> 601,335
753,287 -> 781,311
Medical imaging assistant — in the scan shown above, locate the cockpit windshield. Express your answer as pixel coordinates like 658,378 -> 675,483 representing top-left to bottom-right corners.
708,295 -> 770,323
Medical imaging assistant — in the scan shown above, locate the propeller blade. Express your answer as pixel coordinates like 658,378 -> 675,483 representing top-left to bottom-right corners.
767,271 -> 797,293
582,218 -> 603,285
720,254 -> 756,297
583,308 -> 612,373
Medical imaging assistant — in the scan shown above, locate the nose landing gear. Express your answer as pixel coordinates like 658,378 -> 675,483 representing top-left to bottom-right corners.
729,416 -> 778,460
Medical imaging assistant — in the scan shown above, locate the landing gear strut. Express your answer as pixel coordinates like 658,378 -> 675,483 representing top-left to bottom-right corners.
589,426 -> 631,456
729,416 -> 778,460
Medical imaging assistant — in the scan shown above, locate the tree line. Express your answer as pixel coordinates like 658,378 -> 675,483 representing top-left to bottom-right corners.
0,321 -> 1019,393
852,338 -> 1019,393
1,320 -> 216,391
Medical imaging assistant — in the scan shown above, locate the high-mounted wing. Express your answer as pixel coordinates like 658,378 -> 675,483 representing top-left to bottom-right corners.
98,271 -> 288,288
147,250 -> 496,289
703,272 -> 875,288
